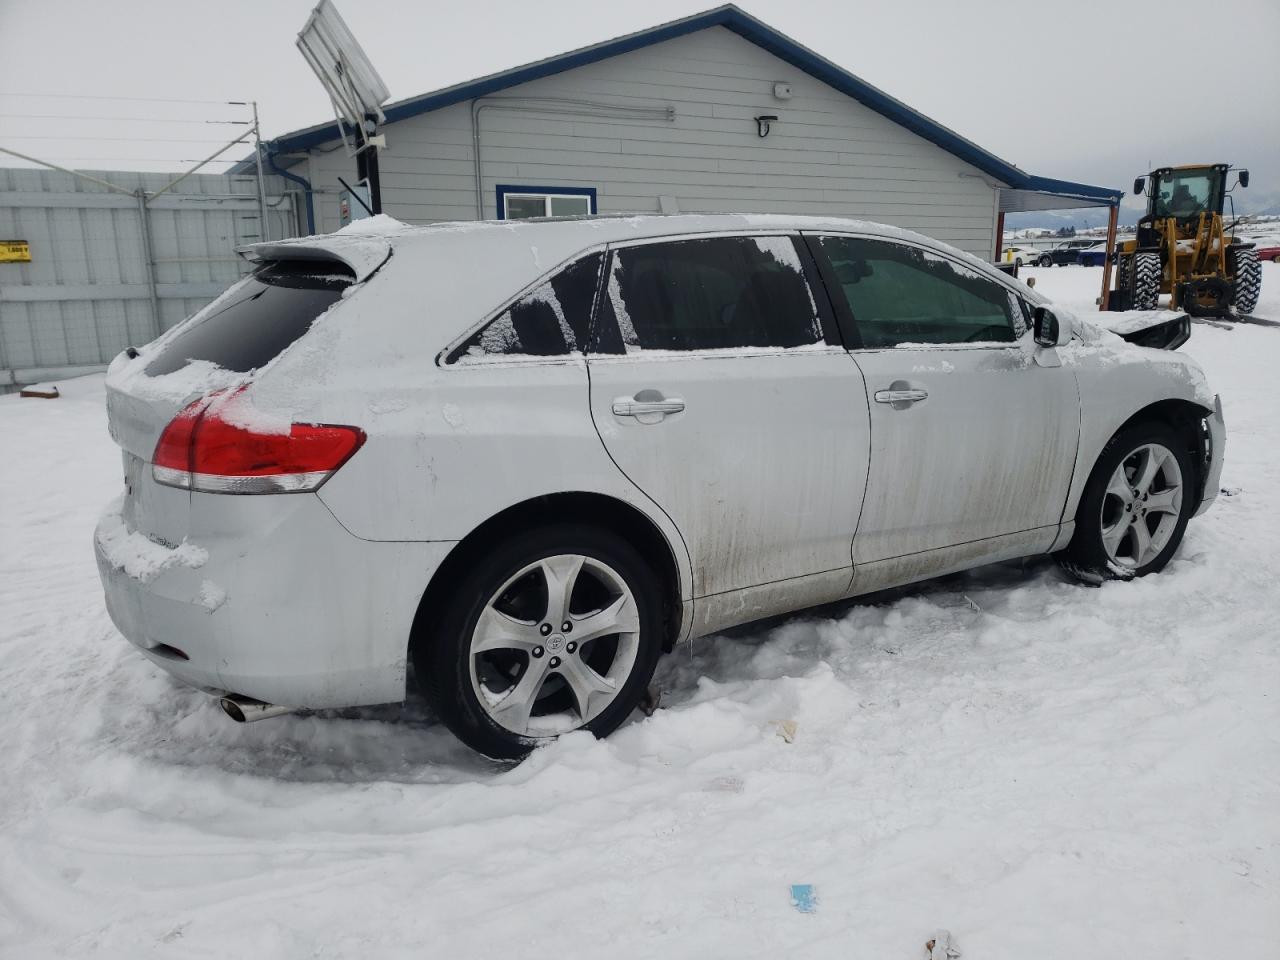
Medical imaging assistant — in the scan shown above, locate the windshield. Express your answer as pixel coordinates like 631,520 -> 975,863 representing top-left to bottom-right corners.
1152,169 -> 1221,220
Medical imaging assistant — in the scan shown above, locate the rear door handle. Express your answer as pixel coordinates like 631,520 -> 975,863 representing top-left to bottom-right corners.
612,398 -> 685,417
612,390 -> 685,424
873,388 -> 928,404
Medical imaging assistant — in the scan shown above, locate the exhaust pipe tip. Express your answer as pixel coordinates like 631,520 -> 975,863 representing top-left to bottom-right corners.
219,695 -> 293,723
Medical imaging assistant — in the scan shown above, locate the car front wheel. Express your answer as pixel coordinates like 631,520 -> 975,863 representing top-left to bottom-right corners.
1060,422 -> 1196,580
416,525 -> 664,760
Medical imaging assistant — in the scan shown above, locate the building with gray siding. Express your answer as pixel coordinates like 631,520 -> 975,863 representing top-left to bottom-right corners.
252,5 -> 1119,261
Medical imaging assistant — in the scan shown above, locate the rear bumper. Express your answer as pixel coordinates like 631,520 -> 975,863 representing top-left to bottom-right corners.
94,493 -> 455,709
1194,394 -> 1226,517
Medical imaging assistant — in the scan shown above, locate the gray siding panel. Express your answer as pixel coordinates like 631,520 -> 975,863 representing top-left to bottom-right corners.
303,27 -> 999,258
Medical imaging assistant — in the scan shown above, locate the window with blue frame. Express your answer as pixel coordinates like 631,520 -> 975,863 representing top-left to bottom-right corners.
497,184 -> 596,220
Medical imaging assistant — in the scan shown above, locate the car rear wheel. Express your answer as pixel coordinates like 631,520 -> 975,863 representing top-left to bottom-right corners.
1060,422 -> 1196,581
416,525 -> 663,760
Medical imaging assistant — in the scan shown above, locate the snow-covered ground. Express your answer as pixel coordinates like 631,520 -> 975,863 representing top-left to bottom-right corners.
2,265 -> 1278,958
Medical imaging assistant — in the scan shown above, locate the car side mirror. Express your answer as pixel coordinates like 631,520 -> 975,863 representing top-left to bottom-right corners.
1239,169 -> 1250,188
1133,176 -> 1146,195
1033,306 -> 1070,348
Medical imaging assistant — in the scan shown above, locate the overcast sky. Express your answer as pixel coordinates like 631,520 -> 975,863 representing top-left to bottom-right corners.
2,0 -> 1277,212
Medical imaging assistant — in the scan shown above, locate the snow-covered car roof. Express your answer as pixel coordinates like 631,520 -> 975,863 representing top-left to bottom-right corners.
247,212 -> 1026,303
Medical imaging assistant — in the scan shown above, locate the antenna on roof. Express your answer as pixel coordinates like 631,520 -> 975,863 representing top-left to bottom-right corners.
296,0 -> 391,217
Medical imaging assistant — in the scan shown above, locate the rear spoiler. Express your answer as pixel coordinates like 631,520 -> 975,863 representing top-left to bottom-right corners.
240,235 -> 392,283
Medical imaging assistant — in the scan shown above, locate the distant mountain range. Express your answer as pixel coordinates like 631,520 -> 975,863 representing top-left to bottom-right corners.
1007,192 -> 1280,231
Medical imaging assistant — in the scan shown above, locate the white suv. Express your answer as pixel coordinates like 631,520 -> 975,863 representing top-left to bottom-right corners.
95,214 -> 1224,759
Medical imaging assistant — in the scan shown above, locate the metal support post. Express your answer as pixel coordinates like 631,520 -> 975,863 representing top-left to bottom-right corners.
252,100 -> 270,242
1099,202 -> 1120,311
136,190 -> 163,339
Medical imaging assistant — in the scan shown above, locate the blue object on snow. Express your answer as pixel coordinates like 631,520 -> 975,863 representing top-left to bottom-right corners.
790,884 -> 817,914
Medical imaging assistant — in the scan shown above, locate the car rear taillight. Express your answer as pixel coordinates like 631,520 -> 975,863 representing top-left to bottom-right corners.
152,390 -> 365,494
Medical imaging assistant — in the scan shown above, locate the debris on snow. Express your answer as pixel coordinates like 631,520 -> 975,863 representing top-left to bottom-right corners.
789,884 -> 818,914
925,929 -> 961,959
703,775 -> 745,794
19,384 -> 59,399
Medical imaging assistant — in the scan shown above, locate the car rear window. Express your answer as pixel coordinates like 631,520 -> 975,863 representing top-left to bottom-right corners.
144,259 -> 355,376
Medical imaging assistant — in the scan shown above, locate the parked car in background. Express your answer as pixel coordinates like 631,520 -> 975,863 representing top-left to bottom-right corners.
94,213 -> 1225,760
1077,241 -> 1109,267
1250,239 -> 1280,263
1042,238 -> 1101,266
1003,245 -> 1040,268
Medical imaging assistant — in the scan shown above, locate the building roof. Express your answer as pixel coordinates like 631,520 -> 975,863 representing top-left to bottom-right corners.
249,4 -> 1120,208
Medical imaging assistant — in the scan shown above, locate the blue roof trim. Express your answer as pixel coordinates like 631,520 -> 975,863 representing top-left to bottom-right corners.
261,4 -> 1120,205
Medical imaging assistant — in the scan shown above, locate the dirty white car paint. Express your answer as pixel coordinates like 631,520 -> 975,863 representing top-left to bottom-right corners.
93,214 -> 1225,753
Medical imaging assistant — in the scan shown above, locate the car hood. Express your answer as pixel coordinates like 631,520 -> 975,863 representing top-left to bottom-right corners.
1074,309 -> 1192,351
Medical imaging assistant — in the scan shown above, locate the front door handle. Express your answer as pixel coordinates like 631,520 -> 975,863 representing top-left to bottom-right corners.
873,388 -> 928,404
612,391 -> 685,423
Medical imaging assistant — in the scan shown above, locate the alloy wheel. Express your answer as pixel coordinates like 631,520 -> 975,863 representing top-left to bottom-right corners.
468,554 -> 641,737
1099,442 -> 1184,570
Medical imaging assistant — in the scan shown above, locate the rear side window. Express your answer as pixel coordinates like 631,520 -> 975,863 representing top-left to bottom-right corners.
599,235 -> 822,352
453,252 -> 603,361
145,259 -> 353,376
818,236 -> 1016,348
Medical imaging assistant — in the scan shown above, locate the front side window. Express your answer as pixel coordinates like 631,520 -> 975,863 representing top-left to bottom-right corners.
498,185 -> 596,220
453,252 -> 603,361
599,235 -> 823,353
818,236 -> 1016,348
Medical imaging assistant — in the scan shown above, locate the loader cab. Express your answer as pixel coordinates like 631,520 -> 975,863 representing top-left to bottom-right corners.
1141,165 -> 1228,223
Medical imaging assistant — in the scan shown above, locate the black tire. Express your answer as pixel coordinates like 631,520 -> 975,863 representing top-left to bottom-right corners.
1059,421 -> 1196,582
1229,246 -> 1262,314
1038,255 -> 1052,267
414,524 -> 664,760
1113,254 -> 1135,309
1131,252 -> 1161,310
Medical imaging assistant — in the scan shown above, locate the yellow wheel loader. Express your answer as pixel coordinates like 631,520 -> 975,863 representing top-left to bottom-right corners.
1108,164 -> 1261,316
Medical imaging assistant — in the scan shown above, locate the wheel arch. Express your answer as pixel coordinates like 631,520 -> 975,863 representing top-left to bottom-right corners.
409,492 -> 687,660
1102,398 -> 1214,500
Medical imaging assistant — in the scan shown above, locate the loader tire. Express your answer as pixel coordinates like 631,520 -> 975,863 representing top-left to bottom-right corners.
1229,246 -> 1261,315
1116,253 -> 1134,296
1131,252 -> 1161,311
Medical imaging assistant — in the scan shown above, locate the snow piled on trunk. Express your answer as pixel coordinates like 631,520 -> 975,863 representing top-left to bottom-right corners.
0,266 -> 1278,957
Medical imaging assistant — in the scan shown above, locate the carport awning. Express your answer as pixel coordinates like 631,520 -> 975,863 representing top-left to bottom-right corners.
999,174 -> 1123,213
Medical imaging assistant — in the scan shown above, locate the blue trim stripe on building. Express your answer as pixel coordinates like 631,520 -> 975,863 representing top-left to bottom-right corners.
252,4 -> 1121,206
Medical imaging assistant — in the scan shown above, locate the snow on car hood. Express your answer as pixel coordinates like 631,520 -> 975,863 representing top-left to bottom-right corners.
1072,309 -> 1191,351
1092,310 -> 1189,338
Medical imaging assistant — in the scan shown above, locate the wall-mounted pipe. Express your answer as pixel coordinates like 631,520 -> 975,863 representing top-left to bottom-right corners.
471,97 -> 676,220
267,148 -> 316,235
